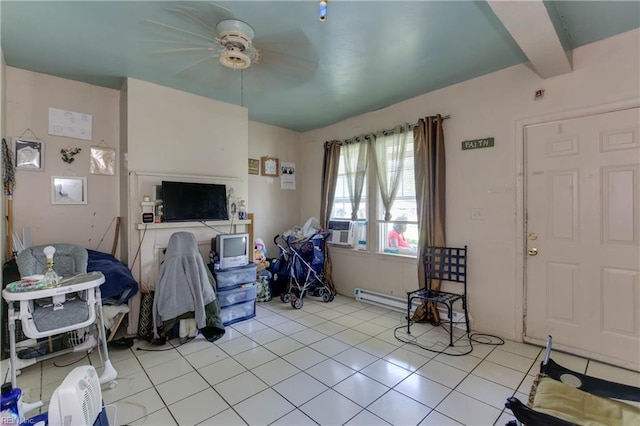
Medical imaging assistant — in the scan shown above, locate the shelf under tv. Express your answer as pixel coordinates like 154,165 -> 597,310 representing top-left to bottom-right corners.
135,219 -> 251,230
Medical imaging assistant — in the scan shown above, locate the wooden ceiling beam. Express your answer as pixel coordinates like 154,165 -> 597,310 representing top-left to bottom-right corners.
488,0 -> 573,79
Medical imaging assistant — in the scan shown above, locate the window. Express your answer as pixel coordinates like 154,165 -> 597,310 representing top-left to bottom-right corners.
375,131 -> 418,255
330,127 -> 418,256
330,142 -> 367,220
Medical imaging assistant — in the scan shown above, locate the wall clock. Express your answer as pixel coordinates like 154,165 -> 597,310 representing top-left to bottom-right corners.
261,156 -> 279,177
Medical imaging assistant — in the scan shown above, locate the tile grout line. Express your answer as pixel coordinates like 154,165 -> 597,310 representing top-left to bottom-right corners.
24,297 -> 599,425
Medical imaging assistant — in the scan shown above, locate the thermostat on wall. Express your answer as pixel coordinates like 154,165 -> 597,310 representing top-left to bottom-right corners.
141,212 -> 154,223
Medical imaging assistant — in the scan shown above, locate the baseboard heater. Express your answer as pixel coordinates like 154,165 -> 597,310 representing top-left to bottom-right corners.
354,288 -> 420,313
353,288 -> 467,326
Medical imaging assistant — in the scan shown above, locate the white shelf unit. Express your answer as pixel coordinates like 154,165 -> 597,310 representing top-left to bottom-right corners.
135,220 -> 251,230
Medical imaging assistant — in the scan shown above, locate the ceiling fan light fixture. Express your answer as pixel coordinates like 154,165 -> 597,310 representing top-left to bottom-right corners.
216,19 -> 255,49
219,48 -> 251,70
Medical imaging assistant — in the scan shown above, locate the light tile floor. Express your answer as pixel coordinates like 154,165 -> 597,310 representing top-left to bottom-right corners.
3,295 -> 639,425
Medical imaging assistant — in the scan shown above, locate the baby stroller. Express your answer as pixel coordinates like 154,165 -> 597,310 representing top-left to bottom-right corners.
274,232 -> 334,309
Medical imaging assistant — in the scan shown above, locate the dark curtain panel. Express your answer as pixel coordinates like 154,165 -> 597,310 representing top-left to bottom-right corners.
412,115 -> 446,324
320,140 -> 341,295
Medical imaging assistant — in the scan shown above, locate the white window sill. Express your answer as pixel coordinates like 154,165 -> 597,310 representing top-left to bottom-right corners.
329,246 -> 417,264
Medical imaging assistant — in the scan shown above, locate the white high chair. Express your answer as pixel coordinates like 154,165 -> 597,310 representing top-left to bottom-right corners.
2,246 -> 118,416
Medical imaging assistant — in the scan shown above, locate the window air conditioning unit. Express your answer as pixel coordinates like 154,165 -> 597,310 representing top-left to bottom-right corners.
327,219 -> 355,246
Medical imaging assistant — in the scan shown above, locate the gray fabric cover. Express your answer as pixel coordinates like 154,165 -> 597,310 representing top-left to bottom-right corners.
16,245 -> 90,334
32,298 -> 90,332
16,244 -> 88,278
152,232 -> 216,338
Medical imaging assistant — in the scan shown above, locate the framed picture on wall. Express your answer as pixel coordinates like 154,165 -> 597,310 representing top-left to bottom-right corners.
260,156 -> 279,177
13,137 -> 44,171
51,176 -> 87,205
248,158 -> 259,175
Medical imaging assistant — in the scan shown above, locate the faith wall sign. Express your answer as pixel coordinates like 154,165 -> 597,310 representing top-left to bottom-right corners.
461,137 -> 494,151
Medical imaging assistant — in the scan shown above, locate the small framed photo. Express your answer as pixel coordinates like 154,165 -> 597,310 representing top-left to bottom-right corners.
13,137 -> 44,171
248,158 -> 259,175
51,176 -> 87,205
261,156 -> 279,177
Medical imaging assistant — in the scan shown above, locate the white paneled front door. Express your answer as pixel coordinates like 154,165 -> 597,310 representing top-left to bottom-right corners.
524,107 -> 639,371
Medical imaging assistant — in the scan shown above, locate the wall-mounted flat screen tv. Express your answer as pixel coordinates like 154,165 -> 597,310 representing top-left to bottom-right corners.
161,181 -> 228,222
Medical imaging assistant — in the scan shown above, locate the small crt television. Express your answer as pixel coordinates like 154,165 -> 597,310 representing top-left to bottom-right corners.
216,233 -> 250,270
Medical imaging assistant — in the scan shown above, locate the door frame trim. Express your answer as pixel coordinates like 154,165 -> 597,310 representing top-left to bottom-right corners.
514,98 -> 640,342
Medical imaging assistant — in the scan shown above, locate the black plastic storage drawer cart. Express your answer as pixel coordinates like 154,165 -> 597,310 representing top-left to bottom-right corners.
211,263 -> 257,326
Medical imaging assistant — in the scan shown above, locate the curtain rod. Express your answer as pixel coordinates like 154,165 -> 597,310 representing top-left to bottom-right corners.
385,114 -> 451,135
409,114 -> 450,129
340,114 -> 450,143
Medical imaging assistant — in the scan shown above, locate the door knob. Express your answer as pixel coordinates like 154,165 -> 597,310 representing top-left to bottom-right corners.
528,248 -> 538,256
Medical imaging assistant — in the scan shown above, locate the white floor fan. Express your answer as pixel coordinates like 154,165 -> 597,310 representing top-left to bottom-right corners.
18,365 -> 110,426
140,2 -> 318,94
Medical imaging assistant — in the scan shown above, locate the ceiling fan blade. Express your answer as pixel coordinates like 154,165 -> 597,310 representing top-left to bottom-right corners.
147,47 -> 218,57
251,28 -> 319,82
140,39 -> 214,48
240,63 -> 310,95
257,28 -> 315,50
208,2 -> 235,22
164,6 -> 218,36
257,48 -> 319,78
173,55 -> 220,77
140,19 -> 216,43
174,59 -> 242,95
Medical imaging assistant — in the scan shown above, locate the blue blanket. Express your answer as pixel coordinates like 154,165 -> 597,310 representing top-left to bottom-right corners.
87,250 -> 138,305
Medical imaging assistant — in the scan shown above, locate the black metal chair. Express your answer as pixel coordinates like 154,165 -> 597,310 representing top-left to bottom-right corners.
405,245 -> 469,346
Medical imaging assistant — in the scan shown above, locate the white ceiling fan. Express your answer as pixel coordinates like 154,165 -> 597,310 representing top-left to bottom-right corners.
140,3 -> 318,92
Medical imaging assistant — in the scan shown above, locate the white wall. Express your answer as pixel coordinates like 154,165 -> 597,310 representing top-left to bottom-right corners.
124,77 -> 250,276
248,121 -> 301,256
126,78 -> 248,179
299,29 -> 640,340
1,48 -> 6,263
124,79 -> 252,335
6,68 -> 121,255
3,72 -> 289,266
118,80 -> 129,262
123,85 -> 302,285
